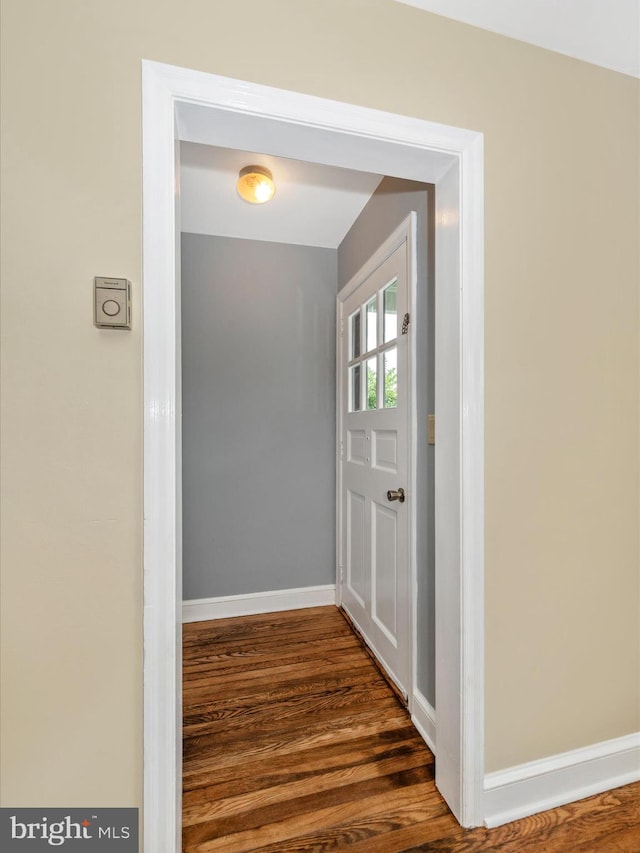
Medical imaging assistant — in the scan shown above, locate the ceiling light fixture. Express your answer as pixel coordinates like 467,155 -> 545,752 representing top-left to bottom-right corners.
236,165 -> 276,204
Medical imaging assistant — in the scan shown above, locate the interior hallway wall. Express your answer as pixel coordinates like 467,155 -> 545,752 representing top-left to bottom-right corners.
338,177 -> 435,708
181,233 -> 337,599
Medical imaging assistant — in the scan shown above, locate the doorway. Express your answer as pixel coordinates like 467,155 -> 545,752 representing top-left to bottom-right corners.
142,60 -> 485,850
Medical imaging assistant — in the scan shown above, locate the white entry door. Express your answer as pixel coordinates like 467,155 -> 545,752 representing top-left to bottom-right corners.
338,218 -> 415,699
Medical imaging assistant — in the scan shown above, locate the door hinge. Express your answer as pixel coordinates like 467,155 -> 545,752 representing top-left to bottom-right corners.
428,414 -> 435,446
340,318 -> 345,338
340,440 -> 344,461
339,564 -> 344,583
401,312 -> 410,335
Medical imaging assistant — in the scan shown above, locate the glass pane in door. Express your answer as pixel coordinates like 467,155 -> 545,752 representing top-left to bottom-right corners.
350,310 -> 361,359
383,279 -> 398,343
349,364 -> 361,412
365,297 -> 377,352
366,356 -> 378,410
383,348 -> 397,408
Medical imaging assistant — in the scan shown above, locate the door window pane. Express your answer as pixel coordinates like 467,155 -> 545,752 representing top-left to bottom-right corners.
365,297 -> 377,352
383,348 -> 397,408
366,356 -> 378,410
349,364 -> 361,412
350,310 -> 361,360
383,279 -> 398,343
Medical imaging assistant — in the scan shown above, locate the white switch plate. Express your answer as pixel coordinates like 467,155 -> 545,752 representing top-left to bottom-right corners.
428,414 -> 435,445
94,277 -> 131,329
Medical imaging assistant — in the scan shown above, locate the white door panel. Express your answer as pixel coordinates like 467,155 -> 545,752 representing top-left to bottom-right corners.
338,224 -> 414,698
347,489 -> 366,605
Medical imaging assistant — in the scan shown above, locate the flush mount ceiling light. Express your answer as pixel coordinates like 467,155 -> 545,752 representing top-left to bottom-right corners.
236,165 -> 276,204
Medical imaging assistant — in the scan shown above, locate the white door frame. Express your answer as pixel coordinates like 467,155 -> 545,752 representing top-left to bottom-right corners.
142,59 -> 484,851
336,213 -> 418,704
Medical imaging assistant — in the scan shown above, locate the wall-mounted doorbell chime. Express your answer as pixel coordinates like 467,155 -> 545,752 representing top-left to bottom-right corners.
94,277 -> 131,329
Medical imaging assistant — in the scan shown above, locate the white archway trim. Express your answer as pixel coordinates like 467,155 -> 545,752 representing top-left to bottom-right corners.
142,59 -> 484,850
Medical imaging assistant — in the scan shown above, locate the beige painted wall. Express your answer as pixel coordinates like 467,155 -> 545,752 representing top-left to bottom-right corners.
1,0 -> 638,809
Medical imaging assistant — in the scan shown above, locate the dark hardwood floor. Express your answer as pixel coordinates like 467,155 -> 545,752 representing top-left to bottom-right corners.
183,606 -> 639,852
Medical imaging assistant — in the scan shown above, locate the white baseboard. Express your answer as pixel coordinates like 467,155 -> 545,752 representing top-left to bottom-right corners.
411,688 -> 436,755
182,584 -> 337,622
484,731 -> 640,827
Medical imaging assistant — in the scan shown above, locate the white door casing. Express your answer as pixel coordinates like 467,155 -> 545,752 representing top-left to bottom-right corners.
338,218 -> 416,699
142,60 -> 484,849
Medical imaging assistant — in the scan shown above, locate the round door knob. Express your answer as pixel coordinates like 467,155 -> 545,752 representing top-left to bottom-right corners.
386,488 -> 405,503
102,299 -> 121,317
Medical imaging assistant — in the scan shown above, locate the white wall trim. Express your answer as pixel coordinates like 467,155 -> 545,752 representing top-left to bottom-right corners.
411,689 -> 437,755
142,59 -> 485,848
142,60 -> 182,853
182,585 -> 336,622
484,732 -> 640,828
459,131 -> 485,827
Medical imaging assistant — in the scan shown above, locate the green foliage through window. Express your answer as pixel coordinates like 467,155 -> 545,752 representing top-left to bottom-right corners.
367,364 -> 397,409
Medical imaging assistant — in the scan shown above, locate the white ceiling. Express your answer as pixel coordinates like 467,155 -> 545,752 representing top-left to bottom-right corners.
180,143 -> 383,249
395,0 -> 640,78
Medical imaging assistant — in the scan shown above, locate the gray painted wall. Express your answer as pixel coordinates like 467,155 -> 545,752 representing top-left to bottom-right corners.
338,177 -> 436,708
181,233 -> 337,600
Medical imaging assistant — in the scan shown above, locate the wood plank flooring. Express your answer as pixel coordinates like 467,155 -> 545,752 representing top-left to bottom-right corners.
183,606 -> 639,852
